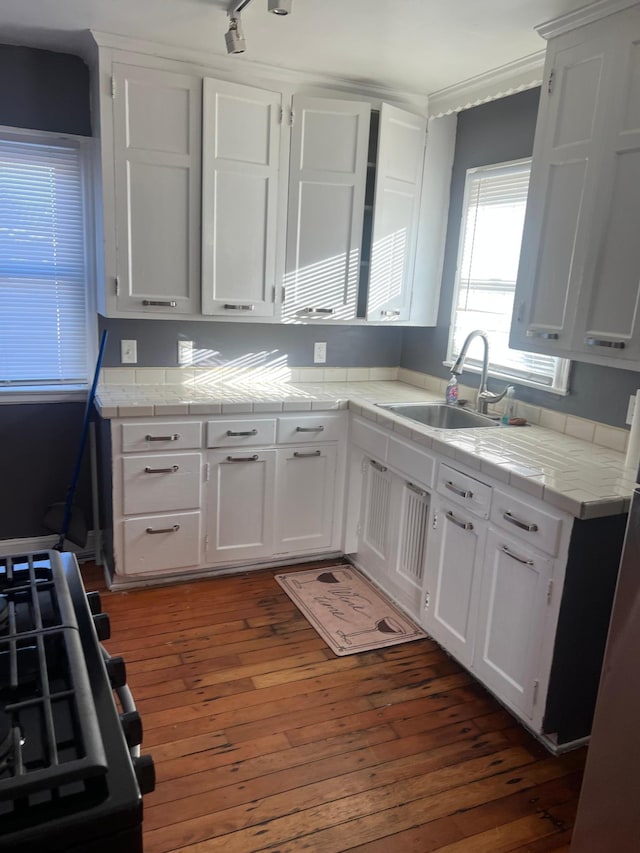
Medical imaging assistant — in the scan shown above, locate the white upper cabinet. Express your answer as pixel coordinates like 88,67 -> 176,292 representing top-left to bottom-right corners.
201,78 -> 282,319
111,64 -> 202,315
511,3 -> 640,369
283,95 -> 370,321
367,104 -> 427,322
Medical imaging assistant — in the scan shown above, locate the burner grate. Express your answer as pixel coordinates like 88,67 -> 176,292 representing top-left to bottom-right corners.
0,553 -> 78,635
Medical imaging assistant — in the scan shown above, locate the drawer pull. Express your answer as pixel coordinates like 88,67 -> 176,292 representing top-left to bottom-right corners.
142,299 -> 177,308
370,459 -> 387,473
223,303 -> 255,311
146,524 -> 180,534
293,450 -> 322,458
145,433 -> 180,442
503,511 -> 538,533
407,482 -> 428,498
380,309 -> 401,317
501,545 -> 534,566
445,480 -> 473,499
144,465 -> 179,474
226,429 -> 258,437
295,425 -> 325,432
446,511 -> 473,531
584,337 -> 625,349
526,330 -> 559,340
302,307 -> 335,315
226,454 -> 259,462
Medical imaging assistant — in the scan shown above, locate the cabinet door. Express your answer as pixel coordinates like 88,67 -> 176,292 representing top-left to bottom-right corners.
423,496 -> 486,667
283,95 -> 370,321
206,450 -> 276,563
366,104 -> 426,322
357,459 -> 396,588
274,445 -> 337,554
510,32 -> 614,353
572,11 -> 640,362
202,79 -> 281,318
112,64 -> 201,315
388,480 -> 430,618
474,528 -> 552,720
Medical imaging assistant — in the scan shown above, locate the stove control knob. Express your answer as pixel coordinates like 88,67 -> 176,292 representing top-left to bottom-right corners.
105,655 -> 127,689
86,591 -> 102,615
93,612 -> 111,641
120,710 -> 143,748
133,754 -> 156,795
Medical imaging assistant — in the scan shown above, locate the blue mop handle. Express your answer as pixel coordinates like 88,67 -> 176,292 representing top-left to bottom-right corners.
58,329 -> 109,547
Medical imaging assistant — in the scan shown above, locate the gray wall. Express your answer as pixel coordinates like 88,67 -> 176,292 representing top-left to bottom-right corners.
98,318 -> 403,369
0,44 -> 92,541
401,89 -> 640,430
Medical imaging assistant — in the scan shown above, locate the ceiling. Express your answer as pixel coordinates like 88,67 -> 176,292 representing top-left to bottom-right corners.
0,0 -> 591,97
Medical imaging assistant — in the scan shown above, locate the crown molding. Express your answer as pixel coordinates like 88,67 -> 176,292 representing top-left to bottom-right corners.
536,0 -> 640,39
427,50 -> 545,117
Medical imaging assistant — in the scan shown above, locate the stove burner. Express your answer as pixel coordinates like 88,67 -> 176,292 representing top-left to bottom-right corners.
0,596 -> 8,634
0,710 -> 12,765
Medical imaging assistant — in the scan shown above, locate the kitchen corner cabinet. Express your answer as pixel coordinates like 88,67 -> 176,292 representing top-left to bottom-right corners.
109,63 -> 202,316
511,3 -> 640,367
104,412 -> 346,580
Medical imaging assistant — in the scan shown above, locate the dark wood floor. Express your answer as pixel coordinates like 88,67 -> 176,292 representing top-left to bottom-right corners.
83,559 -> 585,853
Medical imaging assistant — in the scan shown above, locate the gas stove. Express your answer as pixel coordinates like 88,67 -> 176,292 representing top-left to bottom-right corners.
0,551 -> 154,852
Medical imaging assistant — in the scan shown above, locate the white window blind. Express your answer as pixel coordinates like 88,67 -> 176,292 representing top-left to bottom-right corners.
0,136 -> 88,387
448,160 -> 569,393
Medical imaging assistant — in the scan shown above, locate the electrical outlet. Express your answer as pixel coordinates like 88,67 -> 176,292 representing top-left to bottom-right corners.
178,340 -> 194,366
627,394 -> 637,425
314,342 -> 327,364
120,340 -> 137,364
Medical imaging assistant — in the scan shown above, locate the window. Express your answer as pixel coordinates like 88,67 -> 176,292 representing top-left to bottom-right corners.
0,132 -> 91,390
447,159 -> 569,393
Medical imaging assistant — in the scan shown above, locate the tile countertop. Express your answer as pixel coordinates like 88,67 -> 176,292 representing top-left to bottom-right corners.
96,379 -> 637,520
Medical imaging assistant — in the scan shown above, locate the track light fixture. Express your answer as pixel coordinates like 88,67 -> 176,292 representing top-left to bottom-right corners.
225,0 -> 292,54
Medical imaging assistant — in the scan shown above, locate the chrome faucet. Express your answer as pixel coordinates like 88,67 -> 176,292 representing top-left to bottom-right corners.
450,329 -> 513,415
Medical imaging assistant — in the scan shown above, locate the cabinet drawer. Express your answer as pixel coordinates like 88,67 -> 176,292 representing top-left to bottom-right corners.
207,418 -> 276,447
436,463 -> 492,519
121,453 -> 202,515
122,511 -> 202,575
277,414 -> 342,444
350,416 -> 389,461
387,435 -> 435,489
490,488 -> 562,556
121,421 -> 202,452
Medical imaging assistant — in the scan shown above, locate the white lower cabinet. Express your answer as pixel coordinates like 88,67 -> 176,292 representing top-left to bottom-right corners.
423,495 -> 486,668
122,511 -> 202,575
474,528 -> 553,720
206,450 -> 276,564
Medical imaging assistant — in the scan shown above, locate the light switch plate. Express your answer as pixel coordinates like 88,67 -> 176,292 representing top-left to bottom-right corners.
178,340 -> 194,366
120,340 -> 137,364
314,342 -> 327,364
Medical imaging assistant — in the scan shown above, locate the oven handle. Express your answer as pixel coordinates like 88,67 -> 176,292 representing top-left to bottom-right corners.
100,645 -> 141,759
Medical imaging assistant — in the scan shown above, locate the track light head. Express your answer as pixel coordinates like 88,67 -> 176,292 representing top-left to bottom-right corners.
225,15 -> 246,54
268,0 -> 292,14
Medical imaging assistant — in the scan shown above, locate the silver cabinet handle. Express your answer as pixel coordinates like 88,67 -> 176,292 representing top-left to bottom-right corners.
526,330 -> 559,340
293,450 -> 322,458
501,545 -> 534,566
370,459 -> 387,473
295,425 -> 325,432
584,337 -> 625,349
302,307 -> 335,315
223,303 -> 255,311
226,429 -> 258,437
407,482 -> 428,498
145,433 -> 180,442
446,511 -> 473,531
144,465 -> 179,474
445,480 -> 473,499
503,511 -> 538,533
142,299 -> 177,308
380,309 -> 401,317
226,454 -> 259,462
146,524 -> 180,534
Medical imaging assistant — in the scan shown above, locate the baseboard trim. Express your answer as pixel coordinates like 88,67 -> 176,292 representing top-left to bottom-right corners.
0,532 -> 96,561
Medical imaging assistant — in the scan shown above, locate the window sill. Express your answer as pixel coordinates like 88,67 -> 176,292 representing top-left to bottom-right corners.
0,385 -> 88,404
442,362 -> 570,397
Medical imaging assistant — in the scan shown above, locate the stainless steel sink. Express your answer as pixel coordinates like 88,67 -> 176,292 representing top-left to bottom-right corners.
377,402 -> 499,430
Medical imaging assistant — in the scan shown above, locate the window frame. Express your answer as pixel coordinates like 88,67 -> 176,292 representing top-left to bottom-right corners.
0,125 -> 97,404
445,157 -> 570,396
